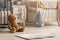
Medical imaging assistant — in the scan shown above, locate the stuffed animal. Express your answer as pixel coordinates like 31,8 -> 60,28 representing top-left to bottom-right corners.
8,14 -> 25,33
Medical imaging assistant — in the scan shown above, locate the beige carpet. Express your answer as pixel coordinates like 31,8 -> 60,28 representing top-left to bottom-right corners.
0,26 -> 60,40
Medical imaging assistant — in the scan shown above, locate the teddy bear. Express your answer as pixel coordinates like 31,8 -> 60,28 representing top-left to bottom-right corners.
8,14 -> 25,33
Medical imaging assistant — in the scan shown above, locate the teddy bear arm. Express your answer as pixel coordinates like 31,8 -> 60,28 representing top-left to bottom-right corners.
10,27 -> 16,33
15,24 -> 19,30
8,23 -> 13,30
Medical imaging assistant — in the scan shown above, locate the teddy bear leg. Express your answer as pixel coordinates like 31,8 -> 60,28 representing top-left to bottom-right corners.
17,27 -> 25,32
10,27 -> 16,33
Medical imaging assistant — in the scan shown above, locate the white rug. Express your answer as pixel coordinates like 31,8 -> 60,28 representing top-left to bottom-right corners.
15,33 -> 55,40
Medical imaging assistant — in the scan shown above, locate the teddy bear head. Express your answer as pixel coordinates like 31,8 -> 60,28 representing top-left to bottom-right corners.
8,14 -> 16,22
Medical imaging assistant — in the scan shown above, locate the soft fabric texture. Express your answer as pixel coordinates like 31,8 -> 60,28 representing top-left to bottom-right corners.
16,33 -> 55,39
35,10 -> 44,27
8,14 -> 25,33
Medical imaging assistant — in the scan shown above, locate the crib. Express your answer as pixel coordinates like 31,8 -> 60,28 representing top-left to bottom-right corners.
0,0 -> 12,27
36,1 -> 58,26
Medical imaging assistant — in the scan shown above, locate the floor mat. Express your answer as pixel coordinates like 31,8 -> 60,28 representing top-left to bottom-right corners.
15,33 -> 55,40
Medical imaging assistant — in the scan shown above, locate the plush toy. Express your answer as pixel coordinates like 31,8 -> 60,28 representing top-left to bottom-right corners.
8,14 -> 25,33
